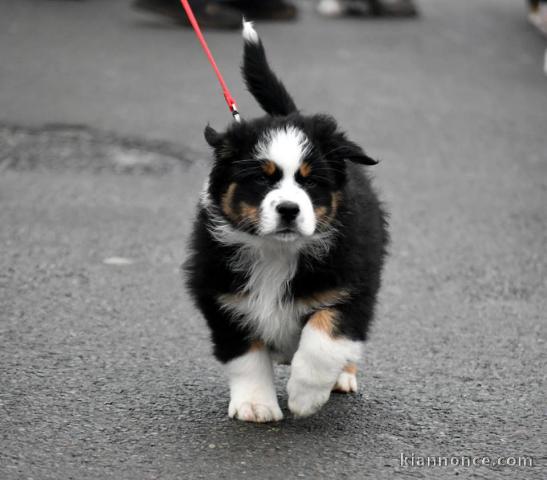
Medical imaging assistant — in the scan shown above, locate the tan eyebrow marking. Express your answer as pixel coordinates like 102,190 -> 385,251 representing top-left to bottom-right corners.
299,162 -> 312,178
262,160 -> 277,176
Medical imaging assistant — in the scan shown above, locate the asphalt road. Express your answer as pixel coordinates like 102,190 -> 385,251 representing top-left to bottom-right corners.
1,0 -> 546,479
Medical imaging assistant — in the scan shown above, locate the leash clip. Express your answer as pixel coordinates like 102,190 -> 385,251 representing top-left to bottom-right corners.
226,96 -> 241,123
180,0 -> 241,122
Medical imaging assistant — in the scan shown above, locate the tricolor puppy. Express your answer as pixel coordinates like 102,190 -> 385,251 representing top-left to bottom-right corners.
185,22 -> 388,422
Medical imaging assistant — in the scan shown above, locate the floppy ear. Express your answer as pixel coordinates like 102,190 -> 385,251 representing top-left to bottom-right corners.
204,125 -> 223,148
333,137 -> 378,165
311,115 -> 378,166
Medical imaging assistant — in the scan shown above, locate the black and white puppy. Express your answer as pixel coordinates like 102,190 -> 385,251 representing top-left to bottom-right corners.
185,21 -> 388,422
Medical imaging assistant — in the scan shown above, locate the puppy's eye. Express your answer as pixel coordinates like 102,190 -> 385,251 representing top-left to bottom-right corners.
255,173 -> 271,186
303,178 -> 318,189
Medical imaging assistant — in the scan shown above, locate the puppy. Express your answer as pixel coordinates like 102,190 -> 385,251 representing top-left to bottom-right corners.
185,21 -> 388,422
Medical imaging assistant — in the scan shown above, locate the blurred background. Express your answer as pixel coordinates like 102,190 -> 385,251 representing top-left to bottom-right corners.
1,1 -> 546,479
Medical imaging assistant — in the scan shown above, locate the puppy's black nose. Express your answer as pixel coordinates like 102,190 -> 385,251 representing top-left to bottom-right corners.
276,202 -> 300,223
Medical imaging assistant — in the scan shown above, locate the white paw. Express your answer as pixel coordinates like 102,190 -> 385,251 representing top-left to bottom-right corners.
287,378 -> 331,417
332,371 -> 358,393
229,400 -> 283,423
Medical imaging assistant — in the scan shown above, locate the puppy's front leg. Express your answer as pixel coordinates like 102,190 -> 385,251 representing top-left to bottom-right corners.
288,309 -> 362,417
227,342 -> 283,423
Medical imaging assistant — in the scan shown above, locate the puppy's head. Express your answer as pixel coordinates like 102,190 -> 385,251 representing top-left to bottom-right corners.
202,21 -> 377,243
204,115 -> 376,242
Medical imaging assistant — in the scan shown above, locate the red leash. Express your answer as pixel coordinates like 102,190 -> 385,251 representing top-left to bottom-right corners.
179,0 -> 241,122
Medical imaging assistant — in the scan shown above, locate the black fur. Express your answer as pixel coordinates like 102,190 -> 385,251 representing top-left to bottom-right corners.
242,37 -> 297,116
185,30 -> 389,364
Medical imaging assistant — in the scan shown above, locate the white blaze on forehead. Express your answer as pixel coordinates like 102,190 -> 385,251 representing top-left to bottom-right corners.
255,127 -> 315,237
255,126 -> 310,176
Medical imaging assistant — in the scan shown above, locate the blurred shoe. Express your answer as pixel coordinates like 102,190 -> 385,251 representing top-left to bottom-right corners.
133,0 -> 183,21
317,0 -> 346,17
231,0 -> 298,21
317,0 -> 374,17
132,0 -> 242,29
317,0 -> 418,18
368,0 -> 418,17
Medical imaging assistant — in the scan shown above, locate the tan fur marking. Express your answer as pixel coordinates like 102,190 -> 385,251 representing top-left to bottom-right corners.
299,162 -> 312,178
314,206 -> 328,221
332,362 -> 358,393
262,161 -> 276,176
221,183 -> 238,221
298,289 -> 350,309
315,192 -> 342,230
249,340 -> 265,352
308,308 -> 337,336
331,191 -> 342,218
343,363 -> 357,375
239,202 -> 259,224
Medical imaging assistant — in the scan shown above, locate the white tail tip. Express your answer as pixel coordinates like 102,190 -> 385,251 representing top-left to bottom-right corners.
242,19 -> 259,44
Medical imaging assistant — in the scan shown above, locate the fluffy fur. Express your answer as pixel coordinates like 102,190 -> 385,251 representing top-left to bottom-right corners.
185,21 -> 388,422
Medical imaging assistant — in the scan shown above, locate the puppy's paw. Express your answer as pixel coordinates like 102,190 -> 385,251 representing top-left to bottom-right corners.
229,400 -> 283,423
287,379 -> 331,417
332,370 -> 358,393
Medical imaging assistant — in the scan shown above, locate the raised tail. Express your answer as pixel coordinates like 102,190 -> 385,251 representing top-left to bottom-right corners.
241,20 -> 298,117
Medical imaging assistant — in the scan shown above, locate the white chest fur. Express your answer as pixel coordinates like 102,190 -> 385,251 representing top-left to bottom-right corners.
219,244 -> 310,357
203,194 -> 334,358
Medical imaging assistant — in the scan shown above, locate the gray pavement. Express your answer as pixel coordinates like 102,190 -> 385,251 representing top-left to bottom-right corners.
1,0 -> 546,478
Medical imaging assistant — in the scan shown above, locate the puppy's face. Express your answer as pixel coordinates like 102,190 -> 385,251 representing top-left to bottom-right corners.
215,126 -> 335,240
205,115 -> 376,242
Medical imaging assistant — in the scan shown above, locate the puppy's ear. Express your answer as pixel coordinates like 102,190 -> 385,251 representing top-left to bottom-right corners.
204,125 -> 223,148
334,138 -> 378,165
311,114 -> 378,166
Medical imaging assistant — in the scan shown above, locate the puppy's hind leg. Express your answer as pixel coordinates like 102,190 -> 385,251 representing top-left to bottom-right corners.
333,363 -> 358,393
227,341 -> 283,423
